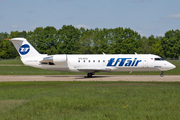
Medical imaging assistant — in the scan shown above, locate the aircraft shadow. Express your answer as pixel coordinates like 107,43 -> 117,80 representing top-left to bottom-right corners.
45,75 -> 111,79
80,76 -> 111,79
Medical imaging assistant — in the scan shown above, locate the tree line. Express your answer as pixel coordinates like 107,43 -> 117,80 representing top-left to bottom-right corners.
0,25 -> 180,59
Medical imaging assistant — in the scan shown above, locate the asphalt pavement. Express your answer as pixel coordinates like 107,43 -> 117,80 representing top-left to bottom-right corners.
0,75 -> 180,82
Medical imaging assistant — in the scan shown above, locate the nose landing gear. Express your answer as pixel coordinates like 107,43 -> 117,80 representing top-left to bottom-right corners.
160,71 -> 164,77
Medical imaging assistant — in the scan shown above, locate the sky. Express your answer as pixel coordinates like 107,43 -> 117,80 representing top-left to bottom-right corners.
0,0 -> 180,37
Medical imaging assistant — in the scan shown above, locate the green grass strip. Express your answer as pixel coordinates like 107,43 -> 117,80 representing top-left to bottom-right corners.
0,81 -> 180,120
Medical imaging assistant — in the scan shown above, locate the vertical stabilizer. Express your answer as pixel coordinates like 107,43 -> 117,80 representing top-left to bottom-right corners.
9,38 -> 40,58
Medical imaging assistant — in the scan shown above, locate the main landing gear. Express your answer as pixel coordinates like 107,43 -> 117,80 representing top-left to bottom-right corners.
160,71 -> 164,77
87,73 -> 94,77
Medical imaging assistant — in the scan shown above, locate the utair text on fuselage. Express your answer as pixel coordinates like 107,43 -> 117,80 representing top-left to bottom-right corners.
107,58 -> 141,67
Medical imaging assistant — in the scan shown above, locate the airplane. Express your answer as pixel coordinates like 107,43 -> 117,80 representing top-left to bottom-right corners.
7,38 -> 176,77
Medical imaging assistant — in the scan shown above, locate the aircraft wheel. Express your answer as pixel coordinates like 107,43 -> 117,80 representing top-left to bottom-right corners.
160,71 -> 164,77
87,73 -> 93,77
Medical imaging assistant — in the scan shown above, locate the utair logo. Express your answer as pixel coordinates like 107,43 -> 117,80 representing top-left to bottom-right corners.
19,44 -> 30,55
107,58 -> 142,67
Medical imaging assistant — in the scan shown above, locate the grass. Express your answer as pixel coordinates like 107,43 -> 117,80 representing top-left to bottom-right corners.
0,59 -> 179,75
0,59 -> 23,65
0,81 -> 180,120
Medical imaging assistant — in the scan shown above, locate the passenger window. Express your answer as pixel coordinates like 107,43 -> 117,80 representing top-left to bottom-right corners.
78,60 -> 80,62
98,60 -> 100,62
103,60 -> 105,62
89,60 -> 90,62
93,60 -> 95,62
84,60 -> 85,62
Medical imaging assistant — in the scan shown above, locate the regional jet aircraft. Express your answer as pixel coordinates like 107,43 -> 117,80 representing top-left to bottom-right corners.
8,38 -> 176,77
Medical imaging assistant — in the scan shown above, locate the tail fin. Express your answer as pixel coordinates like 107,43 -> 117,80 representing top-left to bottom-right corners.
9,38 -> 40,58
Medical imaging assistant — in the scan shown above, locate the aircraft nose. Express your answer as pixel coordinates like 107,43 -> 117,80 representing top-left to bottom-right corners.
169,63 -> 176,70
172,64 -> 176,69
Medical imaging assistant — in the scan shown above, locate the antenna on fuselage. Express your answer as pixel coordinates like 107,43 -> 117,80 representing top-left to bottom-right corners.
134,52 -> 137,55
102,52 -> 106,55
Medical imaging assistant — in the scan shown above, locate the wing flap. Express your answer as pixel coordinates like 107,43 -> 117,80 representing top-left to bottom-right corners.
77,68 -> 112,73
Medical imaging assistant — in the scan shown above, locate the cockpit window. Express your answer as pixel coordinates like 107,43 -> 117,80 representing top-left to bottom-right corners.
155,58 -> 161,60
160,58 -> 165,60
155,58 -> 165,61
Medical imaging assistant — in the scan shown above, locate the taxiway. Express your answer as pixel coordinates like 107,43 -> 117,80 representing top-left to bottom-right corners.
0,75 -> 180,82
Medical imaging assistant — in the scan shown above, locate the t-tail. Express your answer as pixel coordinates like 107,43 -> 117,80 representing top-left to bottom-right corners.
8,38 -> 43,66
9,38 -> 40,58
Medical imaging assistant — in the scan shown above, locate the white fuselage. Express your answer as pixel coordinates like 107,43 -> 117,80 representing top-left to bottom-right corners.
21,54 -> 176,73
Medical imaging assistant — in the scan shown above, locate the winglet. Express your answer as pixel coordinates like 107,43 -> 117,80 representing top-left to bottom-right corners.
5,38 -> 10,40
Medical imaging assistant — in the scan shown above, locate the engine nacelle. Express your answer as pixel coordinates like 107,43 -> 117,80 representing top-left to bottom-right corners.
53,54 -> 67,65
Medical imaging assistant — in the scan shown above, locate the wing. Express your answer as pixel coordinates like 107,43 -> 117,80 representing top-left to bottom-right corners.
77,68 -> 112,73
